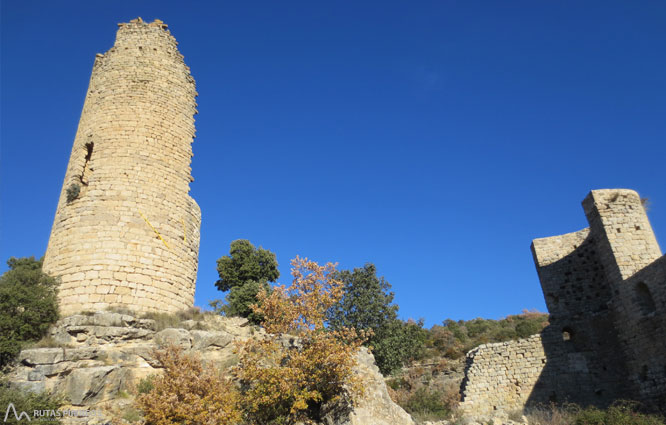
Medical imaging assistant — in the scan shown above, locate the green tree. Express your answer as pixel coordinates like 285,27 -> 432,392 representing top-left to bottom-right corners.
327,263 -> 425,375
372,319 -> 427,375
0,257 -> 59,368
327,264 -> 398,331
214,240 -> 279,323
223,280 -> 271,324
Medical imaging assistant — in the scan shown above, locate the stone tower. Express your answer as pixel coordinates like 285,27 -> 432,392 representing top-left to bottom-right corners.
43,18 -> 201,316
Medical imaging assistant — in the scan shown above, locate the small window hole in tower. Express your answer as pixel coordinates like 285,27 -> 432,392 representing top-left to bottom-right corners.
80,142 -> 94,186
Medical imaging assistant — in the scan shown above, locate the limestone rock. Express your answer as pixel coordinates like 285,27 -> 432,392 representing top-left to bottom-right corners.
323,348 -> 415,425
7,313 -> 418,425
66,366 -> 121,405
154,328 -> 192,349
19,348 -> 65,365
190,330 -> 233,350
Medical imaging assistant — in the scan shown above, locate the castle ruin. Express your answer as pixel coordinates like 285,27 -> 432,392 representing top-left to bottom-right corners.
461,189 -> 666,415
43,18 -> 201,316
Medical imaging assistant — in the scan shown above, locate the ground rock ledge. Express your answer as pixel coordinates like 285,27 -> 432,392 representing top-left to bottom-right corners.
7,312 -> 415,425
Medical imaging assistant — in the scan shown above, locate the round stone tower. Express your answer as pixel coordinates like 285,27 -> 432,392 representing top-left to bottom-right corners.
43,18 -> 201,316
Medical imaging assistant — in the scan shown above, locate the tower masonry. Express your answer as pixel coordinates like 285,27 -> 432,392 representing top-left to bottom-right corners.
43,18 -> 201,315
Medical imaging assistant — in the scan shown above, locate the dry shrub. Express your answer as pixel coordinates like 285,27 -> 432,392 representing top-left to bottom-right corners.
136,345 -> 241,425
234,256 -> 368,424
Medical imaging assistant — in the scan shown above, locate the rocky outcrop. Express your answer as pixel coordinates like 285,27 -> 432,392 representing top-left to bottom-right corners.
7,312 -> 415,425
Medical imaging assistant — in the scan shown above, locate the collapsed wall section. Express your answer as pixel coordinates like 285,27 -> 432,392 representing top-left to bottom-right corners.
43,19 -> 201,315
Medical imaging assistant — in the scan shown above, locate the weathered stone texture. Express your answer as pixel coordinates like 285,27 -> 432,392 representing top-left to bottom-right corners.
460,335 -> 545,417
43,18 -> 200,315
7,312 -> 414,425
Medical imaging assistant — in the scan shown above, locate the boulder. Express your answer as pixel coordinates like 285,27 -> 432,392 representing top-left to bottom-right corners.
190,330 -> 233,350
154,328 -> 192,349
322,348 -> 415,425
19,348 -> 65,365
65,366 -> 121,405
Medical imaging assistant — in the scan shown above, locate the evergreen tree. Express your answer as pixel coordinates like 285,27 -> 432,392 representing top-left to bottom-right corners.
328,264 -> 425,374
214,240 -> 279,323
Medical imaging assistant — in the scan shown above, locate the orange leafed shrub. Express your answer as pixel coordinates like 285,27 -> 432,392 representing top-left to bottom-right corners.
136,345 -> 241,425
234,256 -> 369,424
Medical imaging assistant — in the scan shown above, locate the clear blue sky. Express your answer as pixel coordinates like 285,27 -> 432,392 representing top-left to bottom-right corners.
2,1 -> 665,327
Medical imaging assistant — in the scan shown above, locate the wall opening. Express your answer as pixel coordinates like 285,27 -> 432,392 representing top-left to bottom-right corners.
562,327 -> 574,342
635,282 -> 656,315
80,142 -> 94,185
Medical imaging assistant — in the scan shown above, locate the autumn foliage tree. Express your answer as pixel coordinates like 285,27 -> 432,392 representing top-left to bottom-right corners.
136,345 -> 241,425
234,257 -> 369,424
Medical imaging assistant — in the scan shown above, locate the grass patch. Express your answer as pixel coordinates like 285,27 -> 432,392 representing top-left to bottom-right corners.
25,337 -> 72,349
401,387 -> 452,422
136,375 -> 156,395
122,406 -> 143,423
524,401 -> 665,425
140,307 -> 207,331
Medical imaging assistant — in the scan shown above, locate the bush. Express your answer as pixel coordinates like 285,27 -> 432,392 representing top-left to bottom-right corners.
515,319 -> 544,338
122,406 -> 143,423
372,319 -> 428,375
136,374 -> 156,395
402,387 -> 451,421
65,183 -> 80,203
0,257 -> 59,368
0,381 -> 65,424
234,257 -> 368,424
136,345 -> 241,425
426,311 -> 548,360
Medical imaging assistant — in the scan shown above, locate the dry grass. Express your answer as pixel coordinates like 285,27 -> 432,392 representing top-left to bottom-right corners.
25,336 -> 73,349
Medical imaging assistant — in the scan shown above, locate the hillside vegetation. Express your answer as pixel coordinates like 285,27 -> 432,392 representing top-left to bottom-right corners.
423,310 -> 549,361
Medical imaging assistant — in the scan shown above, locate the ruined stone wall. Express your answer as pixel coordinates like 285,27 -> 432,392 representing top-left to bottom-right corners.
582,190 -> 661,283
43,19 -> 200,315
532,228 -> 611,318
460,335 -> 546,416
460,188 -> 666,415
582,190 -> 666,406
621,256 -> 666,405
530,220 -> 630,406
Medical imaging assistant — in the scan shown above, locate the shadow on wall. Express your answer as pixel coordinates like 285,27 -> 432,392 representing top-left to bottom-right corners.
526,248 -> 666,412
526,233 -> 631,409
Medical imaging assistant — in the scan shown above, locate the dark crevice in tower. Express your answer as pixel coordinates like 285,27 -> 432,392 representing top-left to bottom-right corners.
80,142 -> 94,186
